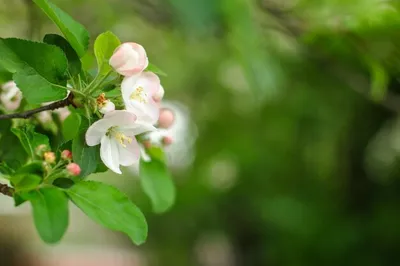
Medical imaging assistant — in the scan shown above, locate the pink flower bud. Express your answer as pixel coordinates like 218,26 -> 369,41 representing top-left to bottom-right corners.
162,135 -> 173,146
67,163 -> 81,176
61,150 -> 72,160
143,140 -> 152,149
109,42 -> 148,76
158,108 -> 175,128
44,152 -> 56,164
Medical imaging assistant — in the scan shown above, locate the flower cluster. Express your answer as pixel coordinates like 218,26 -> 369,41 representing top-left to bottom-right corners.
86,43 -> 175,174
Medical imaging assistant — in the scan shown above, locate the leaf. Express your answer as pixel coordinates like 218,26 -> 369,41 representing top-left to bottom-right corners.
369,61 -> 389,102
26,188 -> 69,243
67,181 -> 147,245
140,158 -> 176,213
72,116 -> 97,177
11,174 -> 41,192
0,38 -> 68,104
0,129 -> 27,169
15,161 -> 44,176
0,162 -> 14,176
11,126 -> 49,158
53,177 -> 74,189
33,0 -> 89,57
62,112 -> 82,142
11,126 -> 50,158
146,63 -> 167,77
44,34 -> 82,77
94,31 -> 121,76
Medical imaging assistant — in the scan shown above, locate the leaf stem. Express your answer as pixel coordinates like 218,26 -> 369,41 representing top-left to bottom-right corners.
0,93 -> 76,120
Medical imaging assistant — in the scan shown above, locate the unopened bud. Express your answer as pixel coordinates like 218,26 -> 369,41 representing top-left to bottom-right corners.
143,140 -> 152,149
43,151 -> 56,164
67,163 -> 81,176
158,108 -> 175,128
99,100 -> 115,114
162,135 -> 173,146
35,144 -> 49,156
61,150 -> 72,160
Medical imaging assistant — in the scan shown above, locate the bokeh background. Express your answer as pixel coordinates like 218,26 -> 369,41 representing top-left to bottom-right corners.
1,0 -> 400,265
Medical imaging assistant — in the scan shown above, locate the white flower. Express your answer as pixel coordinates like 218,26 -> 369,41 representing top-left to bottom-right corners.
99,100 -> 115,114
1,81 -> 22,111
121,71 -> 161,124
85,110 -> 155,174
153,84 -> 165,103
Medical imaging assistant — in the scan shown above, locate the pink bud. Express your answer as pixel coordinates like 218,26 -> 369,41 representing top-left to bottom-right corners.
143,140 -> 152,149
162,135 -> 173,146
43,152 -> 56,164
158,108 -> 175,128
109,42 -> 148,76
67,163 -> 81,176
61,150 -> 72,160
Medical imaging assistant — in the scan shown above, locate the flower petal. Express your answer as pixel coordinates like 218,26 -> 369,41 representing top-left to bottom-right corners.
118,136 -> 140,166
100,136 -> 121,174
85,118 -> 114,146
121,121 -> 157,136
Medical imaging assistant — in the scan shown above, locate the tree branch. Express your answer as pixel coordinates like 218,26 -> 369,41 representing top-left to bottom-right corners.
0,93 -> 75,120
0,183 -> 14,197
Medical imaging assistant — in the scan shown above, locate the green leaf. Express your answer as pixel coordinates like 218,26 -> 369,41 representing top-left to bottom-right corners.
11,126 -> 49,158
33,0 -> 89,57
26,188 -> 69,243
53,177 -> 74,189
44,34 -> 82,77
146,63 -> 167,77
15,161 -> 44,176
11,174 -> 41,192
369,61 -> 389,102
62,112 -> 82,142
0,129 -> 27,169
0,162 -> 15,176
72,117 -> 97,177
140,158 -> 176,213
11,126 -> 50,158
0,38 -> 68,104
67,181 -> 147,245
94,31 -> 121,76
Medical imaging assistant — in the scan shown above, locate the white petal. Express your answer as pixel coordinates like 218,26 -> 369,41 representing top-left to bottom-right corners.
103,110 -> 137,127
118,136 -> 140,166
100,136 -> 121,174
121,121 -> 157,136
85,118 -> 113,146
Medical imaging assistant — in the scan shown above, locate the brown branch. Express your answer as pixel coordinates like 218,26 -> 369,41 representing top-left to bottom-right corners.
0,93 -> 75,120
0,183 -> 14,197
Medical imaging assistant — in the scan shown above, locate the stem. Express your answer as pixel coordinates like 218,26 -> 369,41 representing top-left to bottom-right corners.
0,183 -> 14,197
0,93 -> 76,120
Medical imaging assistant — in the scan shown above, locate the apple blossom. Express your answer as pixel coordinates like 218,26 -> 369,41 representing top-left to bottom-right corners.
1,81 -> 22,111
109,42 -> 148,76
85,110 -> 156,174
44,151 -> 56,164
61,150 -> 72,160
153,84 -> 165,103
158,108 -> 175,128
121,71 -> 161,124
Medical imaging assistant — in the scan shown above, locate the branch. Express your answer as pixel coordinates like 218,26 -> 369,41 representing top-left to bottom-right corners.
0,183 -> 14,197
0,93 -> 75,120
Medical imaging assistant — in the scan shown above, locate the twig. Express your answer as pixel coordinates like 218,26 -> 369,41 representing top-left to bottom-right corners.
0,183 -> 14,197
0,93 -> 75,120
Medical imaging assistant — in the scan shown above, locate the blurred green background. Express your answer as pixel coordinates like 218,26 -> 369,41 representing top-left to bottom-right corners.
2,0 -> 400,265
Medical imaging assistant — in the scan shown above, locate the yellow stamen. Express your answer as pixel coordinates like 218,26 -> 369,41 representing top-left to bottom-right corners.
114,132 -> 133,148
130,87 -> 147,103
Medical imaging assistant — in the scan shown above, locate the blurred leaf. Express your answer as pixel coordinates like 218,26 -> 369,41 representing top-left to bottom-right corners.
25,188 -> 69,243
146,63 -> 167,77
0,38 -> 68,104
94,31 -> 120,76
63,112 -> 81,142
53,177 -> 74,189
140,157 -> 175,214
369,61 -> 389,102
11,126 -> 50,158
33,0 -> 89,57
67,181 -> 147,245
11,174 -> 41,192
44,34 -> 82,77
15,161 -> 44,176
